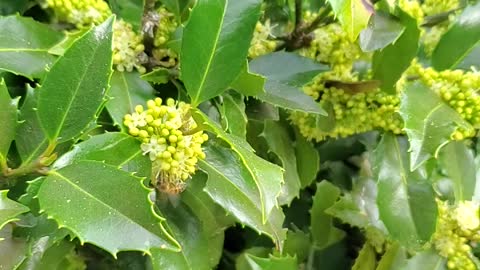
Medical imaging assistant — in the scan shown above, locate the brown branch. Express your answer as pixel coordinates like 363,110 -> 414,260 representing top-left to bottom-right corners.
295,0 -> 303,28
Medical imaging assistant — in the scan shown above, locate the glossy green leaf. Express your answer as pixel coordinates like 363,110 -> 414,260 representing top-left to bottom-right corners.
399,82 -> 473,170
160,0 -> 193,20
0,15 -> 64,79
325,194 -> 370,229
194,110 -> 284,225
0,190 -> 29,230
328,0 -> 373,40
230,62 -> 266,96
376,243 -> 407,270
37,161 -> 180,256
400,250 -> 446,270
374,134 -> 437,249
360,11 -> 405,52
283,229 -> 310,262
200,142 -> 286,248
294,128 -> 320,188
244,254 -> 298,270
140,68 -> 171,85
38,18 -> 114,142
48,29 -> 88,56
18,239 -> 81,270
0,0 -> 29,15
311,181 -> 345,250
222,91 -> 248,139
15,86 -> 49,164
109,0 -> 144,31
249,52 -> 327,115
352,243 -> 376,270
181,0 -> 262,105
107,71 -> 156,129
261,120 -> 301,205
432,2 -> 480,70
439,141 -> 476,202
54,132 -> 151,178
0,79 -> 17,163
372,9 -> 419,93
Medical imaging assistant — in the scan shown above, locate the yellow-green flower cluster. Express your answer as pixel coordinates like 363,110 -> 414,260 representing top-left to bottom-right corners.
124,98 -> 208,194
434,200 -> 480,270
290,70 -> 403,141
152,7 -> 178,68
113,20 -> 146,73
398,0 -> 425,22
45,0 -> 111,27
422,0 -> 459,16
299,23 -> 362,69
248,20 -> 277,59
408,61 -> 480,139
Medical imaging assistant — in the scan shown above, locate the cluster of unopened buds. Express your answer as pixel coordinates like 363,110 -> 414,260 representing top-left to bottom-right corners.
124,98 -> 208,194
434,200 -> 480,270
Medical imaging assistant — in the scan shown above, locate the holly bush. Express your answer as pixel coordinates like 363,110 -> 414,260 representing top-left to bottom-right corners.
2,0 -> 480,269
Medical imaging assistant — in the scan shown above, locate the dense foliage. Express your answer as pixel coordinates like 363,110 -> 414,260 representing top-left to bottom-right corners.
2,0 -> 480,269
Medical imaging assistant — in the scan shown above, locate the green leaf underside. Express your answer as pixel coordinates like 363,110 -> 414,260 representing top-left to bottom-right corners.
0,225 -> 28,269
0,15 -> 64,79
230,62 -> 266,96
439,141 -> 476,202
359,11 -> 405,52
37,18 -> 114,142
375,134 -> 437,249
352,243 -> 376,270
399,82 -> 473,170
54,132 -> 151,178
0,79 -> 17,161
311,181 -> 345,249
194,110 -> 283,223
261,120 -> 301,205
181,0 -> 261,105
400,250 -> 447,270
372,9 -> 419,93
222,92 -> 248,139
107,71 -> 156,129
0,190 -> 30,230
328,0 -> 373,40
151,175 -> 225,270
432,2 -> 480,70
140,68 -> 170,85
326,194 -> 370,229
15,86 -> 48,164
294,128 -> 320,188
37,161 -> 179,256
200,142 -> 286,248
249,52 -> 328,115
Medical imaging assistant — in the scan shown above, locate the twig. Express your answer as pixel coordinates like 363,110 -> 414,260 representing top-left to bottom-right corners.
295,0 -> 303,28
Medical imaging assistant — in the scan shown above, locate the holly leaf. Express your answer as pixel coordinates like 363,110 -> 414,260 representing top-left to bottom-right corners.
37,17 -> 114,143
439,141 -> 476,202
360,11 -> 405,52
400,250 -> 446,270
0,15 -> 64,79
0,225 -> 28,268
221,91 -> 248,139
37,161 -> 180,256
311,181 -> 345,250
325,194 -> 370,229
374,134 -> 437,249
107,71 -> 156,130
328,0 -> 374,40
230,62 -> 266,96
243,254 -> 297,270
181,0 -> 262,105
249,52 -> 328,115
0,79 -> 18,164
109,0 -> 144,31
432,2 -> 480,70
261,120 -> 301,205
294,128 -> 320,188
372,9 -> 419,94
54,132 -> 151,178
0,190 -> 29,230
399,82 -> 473,171
140,68 -> 171,85
376,243 -> 407,270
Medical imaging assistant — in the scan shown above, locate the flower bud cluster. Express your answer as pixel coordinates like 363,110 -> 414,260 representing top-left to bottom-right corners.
113,20 -> 146,73
299,23 -> 361,68
248,20 -> 277,59
45,0 -> 111,27
124,98 -> 208,194
408,60 -> 480,139
152,7 -> 179,68
290,68 -> 403,141
434,200 -> 480,270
